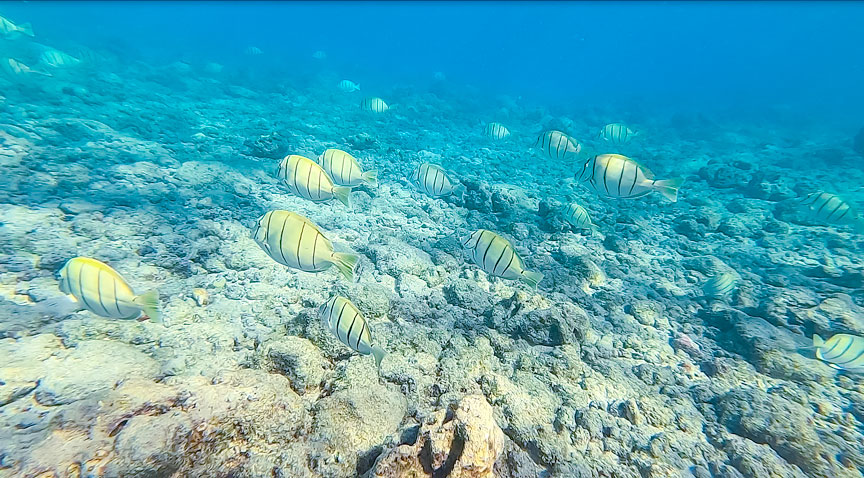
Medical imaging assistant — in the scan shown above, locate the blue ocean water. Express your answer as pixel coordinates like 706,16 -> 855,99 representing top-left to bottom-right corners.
2,2 -> 864,477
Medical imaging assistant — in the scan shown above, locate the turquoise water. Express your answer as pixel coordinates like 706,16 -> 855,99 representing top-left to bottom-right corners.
1,2 -> 864,477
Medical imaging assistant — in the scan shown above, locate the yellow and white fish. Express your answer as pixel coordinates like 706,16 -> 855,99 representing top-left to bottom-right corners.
58,257 -> 160,322
40,48 -> 81,68
317,149 -> 377,188
536,130 -> 581,160
485,122 -> 511,140
598,123 -> 638,144
338,79 -> 360,92
252,210 -> 359,281
244,46 -> 263,56
702,272 -> 738,299
800,192 -> 864,231
318,295 -> 386,368
360,97 -> 389,113
276,154 -> 352,207
0,15 -> 33,37
462,229 -> 543,288
411,163 -> 454,197
576,154 -> 683,202
563,202 -> 598,233
813,334 -> 864,373
2,58 -> 51,77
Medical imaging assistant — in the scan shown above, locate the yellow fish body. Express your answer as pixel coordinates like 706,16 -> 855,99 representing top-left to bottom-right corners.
58,257 -> 160,322
800,192 -> 864,231
411,163 -> 454,197
563,202 -> 597,233
276,154 -> 352,207
485,122 -> 511,140
316,148 -> 377,188
702,272 -> 738,299
252,210 -> 358,281
40,49 -> 81,68
318,295 -> 386,367
0,15 -> 33,37
536,130 -> 581,160
360,97 -> 389,113
598,123 -> 638,144
814,334 -> 864,373
462,229 -> 543,288
576,154 -> 683,202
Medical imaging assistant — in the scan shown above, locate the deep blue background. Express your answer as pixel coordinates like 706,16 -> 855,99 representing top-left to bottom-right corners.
4,1 -> 864,126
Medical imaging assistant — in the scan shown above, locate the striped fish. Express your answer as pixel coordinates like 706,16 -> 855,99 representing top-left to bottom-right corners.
485,122 -> 511,140
535,130 -> 581,161
316,148 -> 378,188
598,123 -> 638,144
252,210 -> 359,281
276,154 -> 352,207
360,97 -> 389,113
2,58 -> 50,77
702,272 -> 738,299
40,49 -> 81,68
814,334 -> 864,373
411,163 -> 454,197
800,192 -> 864,231
338,79 -> 360,92
462,229 -> 543,288
318,296 -> 387,368
563,202 -> 597,233
312,50 -> 327,60
576,154 -> 683,202
58,257 -> 160,322
244,46 -> 263,56
0,15 -> 33,37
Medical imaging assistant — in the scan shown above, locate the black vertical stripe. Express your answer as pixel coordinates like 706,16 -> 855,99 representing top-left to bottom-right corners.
431,168 -> 441,195
480,236 -> 497,269
344,310 -> 357,345
96,269 -> 110,316
816,196 -> 835,216
76,264 -> 93,313
296,222 -> 307,270
347,156 -> 355,182
304,163 -> 314,200
627,161 -> 639,196
822,337 -> 843,356
826,338 -> 855,361
327,298 -> 339,326
836,208 -> 851,221
491,246 -> 509,275
602,158 -> 610,194
355,321 -> 366,350
834,347 -> 864,366
336,301 -> 349,342
292,157 -> 301,195
825,201 -> 845,220
616,160 -> 626,196
501,249 -> 517,275
311,232 -> 318,270
277,214 -> 290,265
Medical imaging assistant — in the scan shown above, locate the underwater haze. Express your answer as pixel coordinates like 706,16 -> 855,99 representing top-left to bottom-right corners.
2,1 -> 864,477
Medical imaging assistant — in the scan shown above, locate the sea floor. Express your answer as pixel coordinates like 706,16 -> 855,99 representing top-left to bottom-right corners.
1,54 -> 864,478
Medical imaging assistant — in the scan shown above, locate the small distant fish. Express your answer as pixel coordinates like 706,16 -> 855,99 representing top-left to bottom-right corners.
58,257 -> 161,322
40,49 -> 81,68
576,154 -> 683,202
814,333 -> 864,373
244,46 -> 263,56
485,122 -> 511,140
598,123 -> 638,144
252,210 -> 359,281
0,15 -> 33,37
312,50 -> 327,60
317,148 -> 377,188
536,130 -> 581,160
463,229 -> 543,288
318,295 -> 387,368
338,79 -> 360,92
276,154 -> 352,207
563,202 -> 598,233
192,288 -> 209,306
433,71 -> 446,81
800,192 -> 864,231
2,58 -> 51,77
702,272 -> 738,299
360,97 -> 389,113
411,163 -> 454,197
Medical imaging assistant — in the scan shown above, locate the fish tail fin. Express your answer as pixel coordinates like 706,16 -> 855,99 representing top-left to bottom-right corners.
332,186 -> 352,208
133,289 -> 161,323
356,84 -> 360,91
371,345 -> 387,368
654,177 -> 685,202
331,252 -> 359,281
18,23 -> 33,37
362,169 -> 378,188
521,270 -> 544,289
